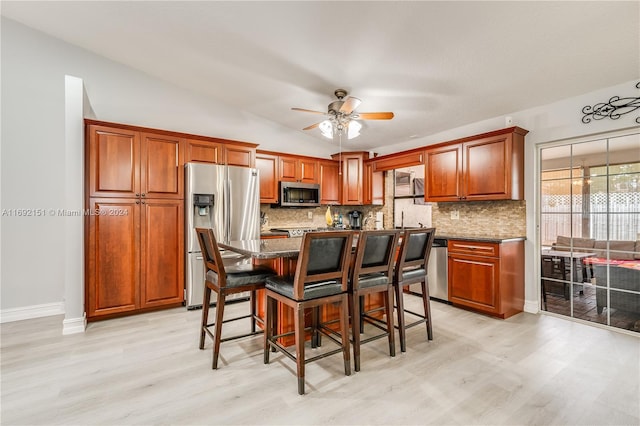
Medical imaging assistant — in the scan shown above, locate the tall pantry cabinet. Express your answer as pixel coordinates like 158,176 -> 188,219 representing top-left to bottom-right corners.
86,123 -> 185,320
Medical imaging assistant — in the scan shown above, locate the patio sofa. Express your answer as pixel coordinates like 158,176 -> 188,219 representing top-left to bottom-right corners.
549,236 -> 640,315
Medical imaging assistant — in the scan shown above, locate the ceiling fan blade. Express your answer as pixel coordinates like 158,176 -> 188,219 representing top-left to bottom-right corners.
303,122 -> 321,131
356,112 -> 395,120
339,96 -> 362,114
292,107 -> 326,115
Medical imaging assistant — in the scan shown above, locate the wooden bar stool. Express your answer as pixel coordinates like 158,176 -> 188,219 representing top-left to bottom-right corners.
195,228 -> 275,369
394,228 -> 436,352
263,231 -> 354,395
349,229 -> 401,372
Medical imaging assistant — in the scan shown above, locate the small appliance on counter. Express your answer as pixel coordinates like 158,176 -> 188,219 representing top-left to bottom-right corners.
347,210 -> 363,230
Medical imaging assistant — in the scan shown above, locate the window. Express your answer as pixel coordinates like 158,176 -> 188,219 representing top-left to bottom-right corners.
539,131 -> 640,333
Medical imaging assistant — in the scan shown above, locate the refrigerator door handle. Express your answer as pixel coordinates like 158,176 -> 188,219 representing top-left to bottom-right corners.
225,177 -> 231,241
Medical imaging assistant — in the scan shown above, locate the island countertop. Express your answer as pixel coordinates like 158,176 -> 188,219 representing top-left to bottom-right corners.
219,238 -> 303,259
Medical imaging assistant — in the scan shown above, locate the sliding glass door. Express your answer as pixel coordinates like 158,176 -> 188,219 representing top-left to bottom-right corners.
539,130 -> 640,333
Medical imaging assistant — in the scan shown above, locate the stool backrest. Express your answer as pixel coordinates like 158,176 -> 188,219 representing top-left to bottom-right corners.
395,228 -> 436,277
352,230 -> 401,290
195,227 -> 227,285
292,231 -> 354,300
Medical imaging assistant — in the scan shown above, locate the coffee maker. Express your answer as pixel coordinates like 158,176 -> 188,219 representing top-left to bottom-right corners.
347,210 -> 363,230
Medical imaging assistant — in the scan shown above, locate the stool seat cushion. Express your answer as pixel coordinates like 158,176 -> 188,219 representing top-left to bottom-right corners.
355,272 -> 389,289
266,276 -> 343,300
207,265 -> 274,288
401,268 -> 427,283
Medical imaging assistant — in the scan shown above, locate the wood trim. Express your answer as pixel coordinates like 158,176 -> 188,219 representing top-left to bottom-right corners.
84,119 -> 258,148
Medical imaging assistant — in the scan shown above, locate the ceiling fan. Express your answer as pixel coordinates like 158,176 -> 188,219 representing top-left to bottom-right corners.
292,89 -> 394,140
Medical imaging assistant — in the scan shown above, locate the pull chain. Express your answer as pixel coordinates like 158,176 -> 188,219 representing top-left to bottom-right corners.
338,131 -> 343,176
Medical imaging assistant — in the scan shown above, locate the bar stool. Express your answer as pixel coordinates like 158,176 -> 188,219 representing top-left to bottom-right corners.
394,228 -> 436,352
195,228 -> 275,369
263,230 -> 353,395
349,229 -> 401,372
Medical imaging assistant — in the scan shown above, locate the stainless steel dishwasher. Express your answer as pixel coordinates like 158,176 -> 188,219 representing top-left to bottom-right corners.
409,238 -> 448,302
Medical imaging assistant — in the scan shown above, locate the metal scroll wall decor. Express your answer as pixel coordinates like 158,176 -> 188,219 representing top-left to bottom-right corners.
582,82 -> 640,124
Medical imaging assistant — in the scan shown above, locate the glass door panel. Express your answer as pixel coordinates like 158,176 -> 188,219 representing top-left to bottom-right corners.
539,130 -> 640,333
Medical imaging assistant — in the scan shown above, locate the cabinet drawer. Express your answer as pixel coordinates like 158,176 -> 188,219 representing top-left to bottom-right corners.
448,240 -> 499,257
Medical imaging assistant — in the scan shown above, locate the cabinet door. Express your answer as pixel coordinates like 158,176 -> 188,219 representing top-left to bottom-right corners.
87,198 -> 140,318
463,134 -> 512,200
140,132 -> 184,199
140,199 -> 184,308
363,162 -> 384,205
319,160 -> 341,205
279,156 -> 298,182
341,154 -> 364,205
425,144 -> 463,202
186,139 -> 223,164
88,125 -> 140,198
225,144 -> 255,167
299,159 -> 318,183
256,153 -> 279,203
448,253 -> 499,313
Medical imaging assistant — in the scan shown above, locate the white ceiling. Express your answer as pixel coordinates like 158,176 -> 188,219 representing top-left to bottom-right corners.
2,1 -> 639,152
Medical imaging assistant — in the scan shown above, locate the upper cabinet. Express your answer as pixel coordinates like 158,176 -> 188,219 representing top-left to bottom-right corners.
363,162 -> 384,205
225,144 -> 255,168
256,152 -> 279,204
87,125 -> 184,199
425,127 -> 527,202
186,138 -> 223,164
319,160 -> 341,205
279,155 -> 318,183
332,152 -> 369,205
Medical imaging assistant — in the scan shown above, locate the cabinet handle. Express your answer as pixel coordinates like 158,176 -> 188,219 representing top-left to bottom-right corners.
135,193 -> 140,197
136,201 -> 140,204
141,193 -> 146,197
141,201 -> 146,204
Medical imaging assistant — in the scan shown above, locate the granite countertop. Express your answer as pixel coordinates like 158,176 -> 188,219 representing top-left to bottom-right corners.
219,238 -> 303,259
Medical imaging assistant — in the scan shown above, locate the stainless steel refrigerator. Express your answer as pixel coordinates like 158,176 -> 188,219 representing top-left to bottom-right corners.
185,163 -> 260,309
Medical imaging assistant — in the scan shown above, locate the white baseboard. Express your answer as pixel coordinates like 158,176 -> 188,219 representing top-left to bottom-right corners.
63,315 -> 86,335
523,299 -> 539,314
0,302 -> 65,323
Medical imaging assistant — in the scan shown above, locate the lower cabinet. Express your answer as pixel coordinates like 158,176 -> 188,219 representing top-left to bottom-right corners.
448,239 -> 524,319
87,198 -> 184,320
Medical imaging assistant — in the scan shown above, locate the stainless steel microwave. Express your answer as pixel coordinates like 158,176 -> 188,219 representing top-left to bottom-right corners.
277,182 -> 321,207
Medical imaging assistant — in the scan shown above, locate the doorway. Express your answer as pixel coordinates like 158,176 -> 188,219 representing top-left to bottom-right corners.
538,129 -> 640,332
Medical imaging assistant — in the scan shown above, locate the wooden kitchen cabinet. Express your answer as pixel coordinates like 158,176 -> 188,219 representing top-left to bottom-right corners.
86,122 -> 185,321
279,155 -> 318,183
363,162 -> 384,205
86,198 -> 184,319
87,125 -> 185,199
319,160 -> 341,205
224,143 -> 255,167
425,127 -> 527,202
448,239 -> 524,319
256,152 -> 279,203
186,138 -> 223,164
332,151 -> 369,205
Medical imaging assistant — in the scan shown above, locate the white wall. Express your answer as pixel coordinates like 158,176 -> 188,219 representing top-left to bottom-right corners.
1,16 -> 638,319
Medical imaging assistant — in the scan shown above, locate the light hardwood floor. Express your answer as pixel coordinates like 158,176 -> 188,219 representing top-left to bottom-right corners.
2,295 -> 639,425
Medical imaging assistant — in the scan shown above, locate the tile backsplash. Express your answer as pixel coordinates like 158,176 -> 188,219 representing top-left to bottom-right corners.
431,200 -> 526,237
261,205 -> 386,231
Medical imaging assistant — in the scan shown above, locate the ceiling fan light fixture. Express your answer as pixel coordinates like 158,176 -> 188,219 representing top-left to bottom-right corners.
347,120 -> 361,139
319,120 -> 333,139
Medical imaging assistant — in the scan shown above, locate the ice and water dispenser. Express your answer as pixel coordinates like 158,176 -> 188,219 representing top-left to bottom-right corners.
192,193 -> 214,229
